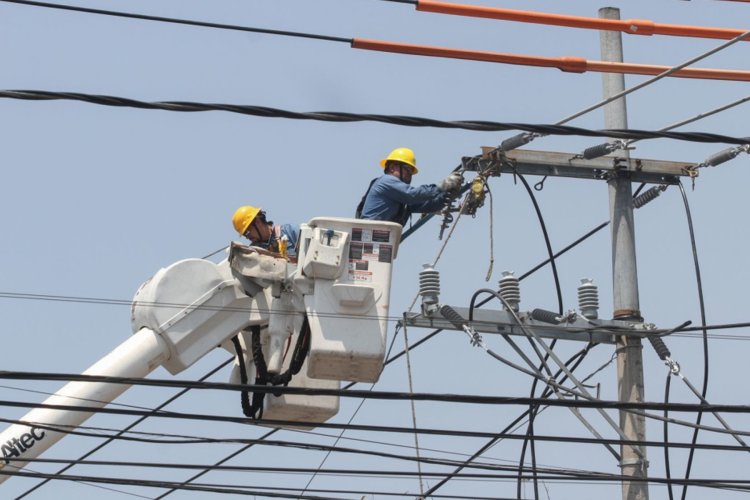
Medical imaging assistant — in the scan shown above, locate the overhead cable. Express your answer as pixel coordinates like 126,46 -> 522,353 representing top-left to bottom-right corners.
376,221 -> 609,498
0,469 -> 335,499
3,461 -> 750,491
154,323 -> 439,499
454,299 -> 622,462
4,0 -> 750,82
299,331 -> 403,497
512,170 -> 565,498
0,89 -> 746,144
421,344 -> 596,498
502,26 -> 750,151
5,418 -> 750,500
675,182 -> 711,500
14,358 -> 233,499
0,0 -> 351,43
415,0 -> 750,42
352,38 -> 750,81
6,372 -> 750,415
1,417 -> 559,473
472,292 -> 642,461
2,405 -> 749,453
6,456 -> 748,487
582,95 -> 750,160
11,399 -> 750,450
3,290 -> 750,339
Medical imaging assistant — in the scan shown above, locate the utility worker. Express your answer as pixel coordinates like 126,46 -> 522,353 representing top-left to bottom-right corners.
356,147 -> 462,225
232,205 -> 299,259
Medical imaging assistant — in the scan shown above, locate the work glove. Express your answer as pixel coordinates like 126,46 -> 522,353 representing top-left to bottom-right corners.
437,172 -> 462,194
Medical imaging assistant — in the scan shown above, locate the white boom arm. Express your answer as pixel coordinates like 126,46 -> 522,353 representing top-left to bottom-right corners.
0,328 -> 168,477
0,217 -> 401,483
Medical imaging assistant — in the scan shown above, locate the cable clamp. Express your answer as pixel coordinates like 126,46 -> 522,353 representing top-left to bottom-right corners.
462,324 -> 483,348
620,457 -> 649,469
665,356 -> 681,375
560,310 -> 578,324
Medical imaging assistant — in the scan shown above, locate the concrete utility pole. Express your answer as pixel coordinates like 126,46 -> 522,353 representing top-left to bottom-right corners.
599,7 -> 649,500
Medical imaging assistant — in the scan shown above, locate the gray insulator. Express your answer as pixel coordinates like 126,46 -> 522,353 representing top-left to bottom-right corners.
501,133 -> 534,152
577,278 -> 599,320
704,147 -> 740,167
419,264 -> 440,305
531,308 -> 561,324
498,271 -> 520,311
582,142 -> 615,160
633,186 -> 663,209
648,336 -> 672,361
439,304 -> 466,329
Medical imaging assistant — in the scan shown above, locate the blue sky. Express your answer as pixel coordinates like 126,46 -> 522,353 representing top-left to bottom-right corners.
1,0 -> 750,498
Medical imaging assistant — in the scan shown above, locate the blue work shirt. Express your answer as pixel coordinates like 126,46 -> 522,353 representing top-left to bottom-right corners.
359,174 -> 447,225
253,223 -> 299,258
277,223 -> 299,258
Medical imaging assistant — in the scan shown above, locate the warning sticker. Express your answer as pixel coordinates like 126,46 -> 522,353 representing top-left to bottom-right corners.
349,243 -> 363,260
351,260 -> 370,271
378,244 -> 393,263
351,227 -> 373,243
348,270 -> 373,283
372,229 -> 391,243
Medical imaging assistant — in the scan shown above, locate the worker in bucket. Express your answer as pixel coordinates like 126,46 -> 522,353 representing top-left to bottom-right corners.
356,147 -> 462,225
232,205 -> 299,259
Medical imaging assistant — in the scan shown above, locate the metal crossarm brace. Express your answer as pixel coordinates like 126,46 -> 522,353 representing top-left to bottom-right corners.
402,307 -> 658,345
465,148 -> 696,184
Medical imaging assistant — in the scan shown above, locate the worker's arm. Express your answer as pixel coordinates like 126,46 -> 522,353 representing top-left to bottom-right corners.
408,195 -> 448,214
376,175 -> 446,204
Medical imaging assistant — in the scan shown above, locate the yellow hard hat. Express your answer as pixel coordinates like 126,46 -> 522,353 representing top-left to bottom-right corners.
232,205 -> 261,235
380,147 -> 418,174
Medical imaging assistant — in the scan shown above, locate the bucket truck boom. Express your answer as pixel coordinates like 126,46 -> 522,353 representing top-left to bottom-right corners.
0,217 -> 401,483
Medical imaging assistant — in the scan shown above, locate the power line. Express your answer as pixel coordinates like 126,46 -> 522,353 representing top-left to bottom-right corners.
415,0 -> 750,42
352,37 -> 750,81
580,93 -> 750,159
2,466 -> 749,493
1,469 -> 337,499
0,89 -> 747,144
676,181 -> 710,500
6,0 -> 750,83
13,358 -> 233,499
511,168 -> 564,499
154,222 -> 613,498
8,457 -> 750,486
6,371 -> 750,414
0,0 -> 351,43
4,396 -> 750,449
0,209 -> 736,498
4,418 -> 568,473
88,436 -> 573,480
0,213 -> 612,498
5,289 -> 748,339
1,1 -> 748,496
422,343 -> 596,498
17,411 -> 617,484
499,23 -> 750,151
0,290 -> 411,325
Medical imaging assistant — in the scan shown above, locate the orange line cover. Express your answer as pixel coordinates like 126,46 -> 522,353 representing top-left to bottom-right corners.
352,38 -> 750,82
417,0 -> 750,42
